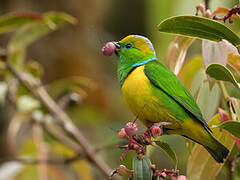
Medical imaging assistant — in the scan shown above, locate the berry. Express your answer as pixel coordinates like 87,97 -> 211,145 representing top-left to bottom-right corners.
102,42 -> 116,56
124,122 -> 138,137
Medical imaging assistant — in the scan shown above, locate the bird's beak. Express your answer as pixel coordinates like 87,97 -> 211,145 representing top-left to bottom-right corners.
113,42 -> 121,56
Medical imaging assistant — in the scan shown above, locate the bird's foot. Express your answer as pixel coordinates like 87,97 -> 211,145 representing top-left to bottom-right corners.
145,121 -> 172,141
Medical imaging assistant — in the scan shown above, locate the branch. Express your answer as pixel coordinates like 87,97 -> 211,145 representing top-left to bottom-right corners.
3,57 -> 116,179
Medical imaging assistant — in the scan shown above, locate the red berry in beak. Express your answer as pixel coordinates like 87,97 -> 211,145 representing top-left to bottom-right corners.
102,42 -> 116,56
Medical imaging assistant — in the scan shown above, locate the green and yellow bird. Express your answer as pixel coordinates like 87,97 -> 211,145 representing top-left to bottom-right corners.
103,35 -> 229,163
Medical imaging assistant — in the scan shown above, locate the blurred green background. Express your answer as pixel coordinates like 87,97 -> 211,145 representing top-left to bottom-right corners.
0,0 -> 239,179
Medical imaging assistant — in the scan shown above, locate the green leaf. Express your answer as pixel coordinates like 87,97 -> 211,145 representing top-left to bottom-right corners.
0,12 -> 43,34
8,48 -> 26,70
218,121 -> 240,138
158,15 -> 240,47
206,63 -> 240,88
8,12 -> 77,53
155,141 -> 178,170
133,156 -> 152,180
187,114 -> 235,180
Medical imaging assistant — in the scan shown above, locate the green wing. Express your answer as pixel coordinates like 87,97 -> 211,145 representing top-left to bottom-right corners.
144,61 -> 211,132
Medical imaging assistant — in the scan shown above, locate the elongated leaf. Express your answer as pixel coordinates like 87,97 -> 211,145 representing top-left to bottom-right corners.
133,156 -> 152,180
206,63 -> 240,88
8,12 -> 77,53
196,79 -> 221,121
167,36 -> 195,75
218,121 -> 240,138
8,48 -> 26,70
178,56 -> 203,90
155,141 -> 178,170
187,114 -> 235,180
0,12 -> 43,34
158,15 -> 240,47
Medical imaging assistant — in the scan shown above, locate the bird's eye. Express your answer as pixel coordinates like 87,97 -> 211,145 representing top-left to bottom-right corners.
125,44 -> 133,49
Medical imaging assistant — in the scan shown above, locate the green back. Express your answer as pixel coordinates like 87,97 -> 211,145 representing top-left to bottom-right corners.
144,61 -> 211,132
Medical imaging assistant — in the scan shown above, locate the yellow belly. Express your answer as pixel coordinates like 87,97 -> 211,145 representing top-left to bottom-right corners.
121,65 -> 180,128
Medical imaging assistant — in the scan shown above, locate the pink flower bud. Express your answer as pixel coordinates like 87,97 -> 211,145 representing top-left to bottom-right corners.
118,128 -> 127,139
177,175 -> 187,180
151,126 -> 162,138
218,108 -> 230,122
124,122 -> 138,137
102,42 -> 116,56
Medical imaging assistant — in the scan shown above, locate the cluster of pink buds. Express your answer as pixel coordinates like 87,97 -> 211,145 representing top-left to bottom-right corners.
110,164 -> 187,180
152,165 -> 187,180
118,122 -> 162,160
112,121 -> 187,180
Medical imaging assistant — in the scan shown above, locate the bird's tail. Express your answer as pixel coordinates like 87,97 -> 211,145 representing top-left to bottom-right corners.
182,132 -> 229,163
203,136 -> 229,163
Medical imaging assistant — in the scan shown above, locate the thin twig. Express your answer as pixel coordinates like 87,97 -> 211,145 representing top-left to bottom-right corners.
205,0 -> 210,10
4,57 -> 115,178
219,81 -> 230,101
43,120 -> 84,154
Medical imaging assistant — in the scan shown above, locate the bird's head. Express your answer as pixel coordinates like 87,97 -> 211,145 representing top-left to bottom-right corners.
102,35 -> 157,67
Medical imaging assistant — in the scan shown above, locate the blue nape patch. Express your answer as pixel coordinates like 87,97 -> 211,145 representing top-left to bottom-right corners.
131,57 -> 157,67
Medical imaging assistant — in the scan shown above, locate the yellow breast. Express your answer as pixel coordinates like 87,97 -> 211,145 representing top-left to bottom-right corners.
121,65 -> 177,126
121,65 -> 152,119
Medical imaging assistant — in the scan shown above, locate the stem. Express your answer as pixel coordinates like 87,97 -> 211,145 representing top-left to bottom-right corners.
219,81 -> 230,101
33,122 -> 48,180
4,59 -> 115,179
205,0 -> 210,10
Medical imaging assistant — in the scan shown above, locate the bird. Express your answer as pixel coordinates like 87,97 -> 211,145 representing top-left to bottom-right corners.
102,35 -> 229,163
